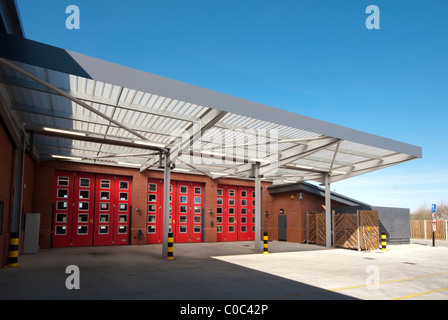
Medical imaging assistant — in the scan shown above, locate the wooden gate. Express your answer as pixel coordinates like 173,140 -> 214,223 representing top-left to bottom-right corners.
306,211 -> 326,245
307,210 -> 379,251
334,213 -> 358,249
358,211 -> 379,250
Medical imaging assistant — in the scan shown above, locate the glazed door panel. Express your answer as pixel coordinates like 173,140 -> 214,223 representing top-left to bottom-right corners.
190,182 -> 203,243
72,173 -> 95,247
226,187 -> 238,241
94,175 -> 114,246
216,185 -> 226,242
147,178 -> 163,244
114,176 -> 132,245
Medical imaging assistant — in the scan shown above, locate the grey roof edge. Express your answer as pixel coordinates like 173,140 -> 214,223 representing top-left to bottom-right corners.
0,33 -> 422,158
268,181 -> 371,207
0,0 -> 24,37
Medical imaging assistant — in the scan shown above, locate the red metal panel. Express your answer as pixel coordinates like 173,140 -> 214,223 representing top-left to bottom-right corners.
169,182 -> 176,241
249,188 -> 256,240
93,174 -> 114,246
216,185 -> 226,242
190,182 -> 203,243
237,186 -> 253,241
147,178 -> 163,244
52,171 -> 74,248
72,172 -> 95,247
175,182 -> 190,243
226,186 -> 238,241
114,176 -> 132,245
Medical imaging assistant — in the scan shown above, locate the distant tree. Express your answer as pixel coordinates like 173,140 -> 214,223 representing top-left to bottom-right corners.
411,200 -> 448,220
436,200 -> 448,220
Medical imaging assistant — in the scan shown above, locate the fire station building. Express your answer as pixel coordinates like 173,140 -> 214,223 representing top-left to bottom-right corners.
0,2 -> 422,267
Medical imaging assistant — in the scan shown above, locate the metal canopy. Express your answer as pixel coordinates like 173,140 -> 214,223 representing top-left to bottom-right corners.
0,34 -> 422,185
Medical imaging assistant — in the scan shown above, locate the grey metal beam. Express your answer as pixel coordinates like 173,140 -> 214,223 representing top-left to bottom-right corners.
175,157 -> 213,178
278,138 -> 342,167
27,125 -> 165,152
0,57 -> 148,141
328,141 -> 342,173
244,137 -> 341,178
329,153 -> 417,183
140,108 -> 227,172
283,164 -> 328,175
12,103 -> 176,138
170,108 -> 227,163
1,75 -> 201,123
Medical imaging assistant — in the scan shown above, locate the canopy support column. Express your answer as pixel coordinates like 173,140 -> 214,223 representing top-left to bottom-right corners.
162,150 -> 171,258
324,173 -> 332,248
254,162 -> 262,253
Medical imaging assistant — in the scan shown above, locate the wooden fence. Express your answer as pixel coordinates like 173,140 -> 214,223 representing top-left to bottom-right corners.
307,210 -> 379,251
411,220 -> 448,240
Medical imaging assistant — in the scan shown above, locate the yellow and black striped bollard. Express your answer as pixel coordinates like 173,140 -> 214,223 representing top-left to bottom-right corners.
7,232 -> 20,268
381,232 -> 387,251
263,232 -> 269,254
167,232 -> 174,260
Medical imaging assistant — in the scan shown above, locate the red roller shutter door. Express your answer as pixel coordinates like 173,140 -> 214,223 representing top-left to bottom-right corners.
147,179 -> 204,244
216,184 -> 256,242
52,171 -> 132,248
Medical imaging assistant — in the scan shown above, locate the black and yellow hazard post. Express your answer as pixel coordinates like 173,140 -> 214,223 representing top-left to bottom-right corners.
381,232 -> 387,251
263,232 -> 269,254
167,232 -> 174,260
7,232 -> 20,268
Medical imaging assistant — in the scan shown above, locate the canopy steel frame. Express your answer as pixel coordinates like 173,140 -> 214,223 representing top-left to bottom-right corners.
0,57 -> 148,141
0,33 -> 423,258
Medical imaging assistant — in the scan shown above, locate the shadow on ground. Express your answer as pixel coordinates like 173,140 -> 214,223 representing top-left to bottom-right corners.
0,242 -> 355,300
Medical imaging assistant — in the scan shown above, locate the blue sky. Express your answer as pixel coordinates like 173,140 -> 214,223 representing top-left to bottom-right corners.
16,0 -> 448,212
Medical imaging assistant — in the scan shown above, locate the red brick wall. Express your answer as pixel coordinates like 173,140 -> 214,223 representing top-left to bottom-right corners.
0,119 -> 14,267
22,154 -> 35,217
266,190 -> 346,242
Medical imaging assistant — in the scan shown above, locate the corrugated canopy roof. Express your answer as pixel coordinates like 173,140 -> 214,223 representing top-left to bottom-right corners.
0,33 -> 422,184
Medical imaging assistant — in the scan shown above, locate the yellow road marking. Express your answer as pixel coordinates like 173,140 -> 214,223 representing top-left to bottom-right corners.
268,272 -> 448,300
391,287 -> 448,300
333,272 -> 448,292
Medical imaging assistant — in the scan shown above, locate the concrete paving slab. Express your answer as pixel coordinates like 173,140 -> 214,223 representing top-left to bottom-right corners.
0,241 -> 447,301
